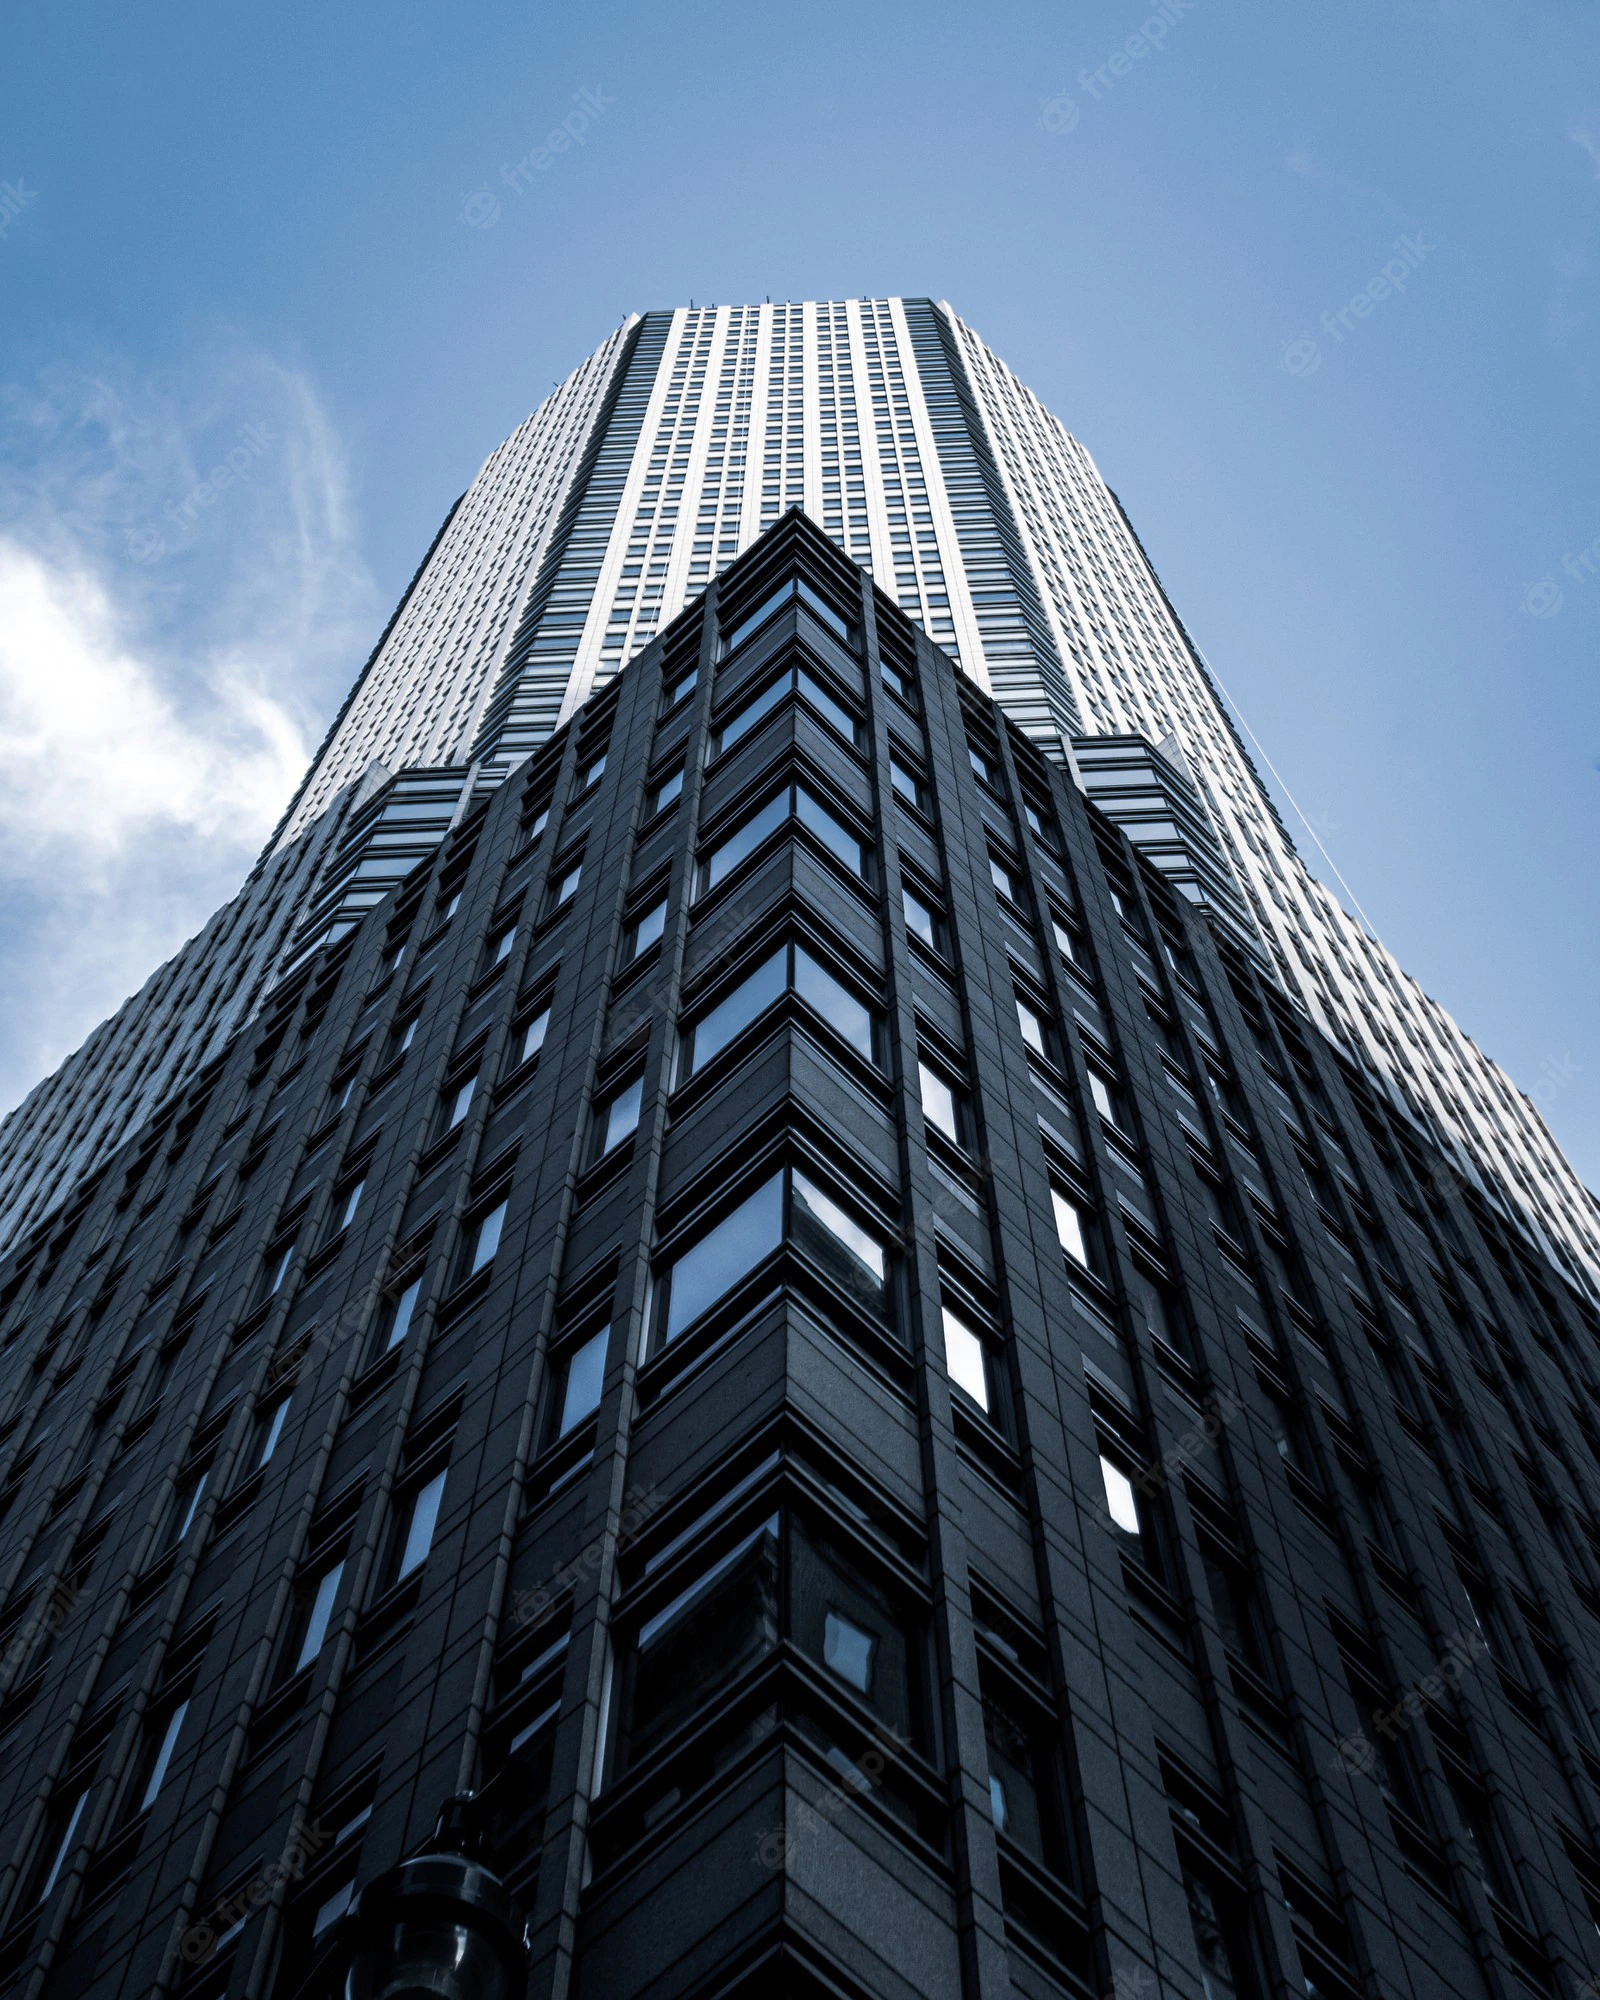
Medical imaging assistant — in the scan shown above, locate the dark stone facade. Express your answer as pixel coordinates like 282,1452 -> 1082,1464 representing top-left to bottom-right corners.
0,517 -> 1598,2000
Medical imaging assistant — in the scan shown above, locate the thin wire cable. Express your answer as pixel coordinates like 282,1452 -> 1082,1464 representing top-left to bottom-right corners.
1194,647 -> 1382,945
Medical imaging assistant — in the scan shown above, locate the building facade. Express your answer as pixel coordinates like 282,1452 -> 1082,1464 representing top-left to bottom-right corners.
0,301 -> 1590,1322
0,523 -> 1599,2000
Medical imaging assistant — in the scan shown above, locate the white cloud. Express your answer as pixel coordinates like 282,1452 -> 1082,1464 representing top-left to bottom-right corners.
0,540 -> 307,869
0,344 -> 378,1114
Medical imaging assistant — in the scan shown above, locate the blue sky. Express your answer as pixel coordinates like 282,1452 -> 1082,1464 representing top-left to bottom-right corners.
0,0 -> 1595,1187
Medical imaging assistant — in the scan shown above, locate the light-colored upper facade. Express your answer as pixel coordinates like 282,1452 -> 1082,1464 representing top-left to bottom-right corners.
2,298 -> 1593,1297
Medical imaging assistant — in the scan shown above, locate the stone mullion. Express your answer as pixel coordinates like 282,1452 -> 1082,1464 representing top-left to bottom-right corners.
531,600 -> 716,2000
870,612 -> 1015,2000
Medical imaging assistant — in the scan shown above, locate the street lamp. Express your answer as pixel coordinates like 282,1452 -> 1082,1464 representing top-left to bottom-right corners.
318,1794 -> 526,2000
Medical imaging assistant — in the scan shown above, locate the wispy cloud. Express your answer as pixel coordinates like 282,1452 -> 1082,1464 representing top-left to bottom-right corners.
1569,121 -> 1600,180
1283,147 -> 1411,231
0,343 -> 377,1115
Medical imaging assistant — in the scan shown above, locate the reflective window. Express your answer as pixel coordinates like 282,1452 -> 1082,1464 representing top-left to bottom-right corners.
491,924 -> 517,965
685,950 -> 787,1072
791,1171 -> 886,1314
397,1471 -> 446,1580
918,1062 -> 960,1143
469,1200 -> 507,1274
138,1701 -> 189,1812
701,785 -> 864,891
1100,1455 -> 1141,1537
294,1562 -> 345,1672
903,886 -> 939,949
683,942 -> 874,1075
630,901 -> 668,958
558,1326 -> 610,1434
518,1008 -> 550,1065
703,792 -> 790,890
991,855 -> 1019,903
1016,997 -> 1048,1055
663,1174 -> 785,1342
795,786 -> 864,873
1051,1188 -> 1090,1267
941,1305 -> 990,1411
446,1077 -> 476,1128
823,1609 -> 876,1694
650,768 -> 684,814
257,1396 -> 292,1468
384,1278 -> 420,1352
599,1076 -> 644,1154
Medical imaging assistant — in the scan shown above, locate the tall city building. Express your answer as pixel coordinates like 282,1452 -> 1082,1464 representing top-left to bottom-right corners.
1,518 -> 1599,2000
0,301 -> 1590,1318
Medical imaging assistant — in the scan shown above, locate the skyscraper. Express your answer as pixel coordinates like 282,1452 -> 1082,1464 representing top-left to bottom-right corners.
0,301 -> 1589,1315
2,516 -> 1600,2000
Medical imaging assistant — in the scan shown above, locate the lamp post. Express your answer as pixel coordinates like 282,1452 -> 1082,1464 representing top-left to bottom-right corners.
317,1794 -> 526,2000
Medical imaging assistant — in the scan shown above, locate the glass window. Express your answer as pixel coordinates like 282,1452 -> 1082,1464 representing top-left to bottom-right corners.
716,672 -> 790,752
581,753 -> 606,790
984,1697 -> 1050,1865
1052,916 -> 1081,965
469,1200 -> 507,1274
491,925 -> 517,965
599,1076 -> 644,1154
630,901 -> 668,958
518,1008 -> 550,1065
795,786 -> 864,874
384,1278 -> 420,1352
138,1700 -> 188,1812
628,1516 -> 781,1760
703,791 -> 789,890
663,1174 -> 784,1342
823,1609 -> 876,1694
553,863 -> 582,906
941,1306 -> 990,1411
396,1470 -> 446,1580
1051,1189 -> 1090,1267
174,1470 -> 208,1541
396,1015 -> 419,1054
793,947 -> 874,1059
890,761 -> 923,809
685,950 -> 788,1071
666,668 -> 697,706
1100,1455 -> 1142,1537
1087,1071 -> 1118,1125
903,886 -> 939,948
991,855 -> 1019,903
791,1171 -> 886,1313
558,1326 -> 610,1434
797,669 -> 856,742
523,804 -> 550,843
1016,997 -> 1048,1055
258,1396 -> 291,1467
970,746 -> 996,785
336,1179 -> 363,1231
35,1791 -> 89,1903
918,1062 -> 960,1143
650,769 -> 683,814
446,1076 -> 476,1128
294,1561 -> 345,1672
